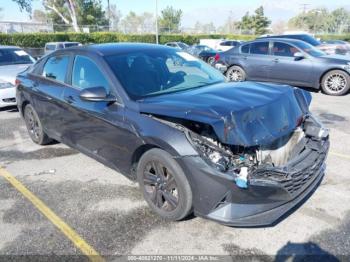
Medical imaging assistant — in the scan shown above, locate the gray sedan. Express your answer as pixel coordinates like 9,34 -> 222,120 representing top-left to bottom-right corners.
215,38 -> 350,96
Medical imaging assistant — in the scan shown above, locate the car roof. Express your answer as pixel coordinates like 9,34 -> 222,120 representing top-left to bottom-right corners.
46,42 -> 80,45
59,43 -> 173,56
244,38 -> 308,45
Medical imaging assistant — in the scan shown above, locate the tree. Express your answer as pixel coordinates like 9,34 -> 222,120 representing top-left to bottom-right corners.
109,4 -> 122,31
12,0 -> 80,31
12,0 -> 32,13
288,8 -> 350,34
194,21 -> 216,34
77,0 -> 108,27
235,7 -> 270,35
252,6 -> 271,35
271,20 -> 286,34
32,9 -> 47,23
120,11 -> 154,33
235,12 -> 254,34
159,6 -> 182,33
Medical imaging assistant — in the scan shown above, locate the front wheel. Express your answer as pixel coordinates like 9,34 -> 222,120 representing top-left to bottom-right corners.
137,148 -> 193,221
321,70 -> 350,96
226,65 -> 246,82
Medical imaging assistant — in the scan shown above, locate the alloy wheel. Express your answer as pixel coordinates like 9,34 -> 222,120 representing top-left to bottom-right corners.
228,69 -> 244,81
325,73 -> 347,94
25,107 -> 41,141
142,160 -> 179,212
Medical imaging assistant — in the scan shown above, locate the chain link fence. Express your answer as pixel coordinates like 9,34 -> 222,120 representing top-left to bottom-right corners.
0,21 -> 256,35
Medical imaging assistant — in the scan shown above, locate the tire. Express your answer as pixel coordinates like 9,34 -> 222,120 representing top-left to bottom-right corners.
207,57 -> 215,65
226,65 -> 246,82
24,104 -> 52,145
321,70 -> 350,96
137,148 -> 192,221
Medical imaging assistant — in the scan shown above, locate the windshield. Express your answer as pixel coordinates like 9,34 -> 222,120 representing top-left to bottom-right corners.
295,41 -> 325,57
291,35 -> 321,46
105,48 -> 225,100
178,42 -> 189,49
0,48 -> 35,66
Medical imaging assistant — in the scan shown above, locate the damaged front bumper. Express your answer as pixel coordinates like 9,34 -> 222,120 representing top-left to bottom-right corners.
179,119 -> 329,227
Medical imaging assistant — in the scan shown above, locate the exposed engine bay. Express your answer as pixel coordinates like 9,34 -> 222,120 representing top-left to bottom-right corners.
150,114 -> 329,189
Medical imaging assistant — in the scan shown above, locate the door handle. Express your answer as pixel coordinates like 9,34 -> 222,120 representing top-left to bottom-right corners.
64,95 -> 75,104
243,56 -> 248,60
273,58 -> 279,63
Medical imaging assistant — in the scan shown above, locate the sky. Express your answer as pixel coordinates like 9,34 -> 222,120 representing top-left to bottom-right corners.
1,0 -> 350,27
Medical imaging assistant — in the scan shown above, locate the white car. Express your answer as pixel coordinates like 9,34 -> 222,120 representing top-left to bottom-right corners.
0,46 -> 35,108
44,42 -> 81,55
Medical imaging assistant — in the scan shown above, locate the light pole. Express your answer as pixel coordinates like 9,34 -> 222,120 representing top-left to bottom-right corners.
155,0 -> 159,44
107,0 -> 110,31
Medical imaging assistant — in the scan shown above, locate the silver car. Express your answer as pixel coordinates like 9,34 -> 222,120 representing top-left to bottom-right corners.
0,46 -> 35,108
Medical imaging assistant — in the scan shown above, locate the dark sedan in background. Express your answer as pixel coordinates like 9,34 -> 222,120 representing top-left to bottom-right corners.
186,45 -> 218,64
215,38 -> 350,95
16,43 -> 329,226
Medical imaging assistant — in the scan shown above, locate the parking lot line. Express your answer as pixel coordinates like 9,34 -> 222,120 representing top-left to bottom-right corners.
330,151 -> 350,161
0,167 -> 104,262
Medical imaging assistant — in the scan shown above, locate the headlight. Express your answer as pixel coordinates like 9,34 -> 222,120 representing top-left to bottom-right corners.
186,131 -> 232,172
0,82 -> 14,89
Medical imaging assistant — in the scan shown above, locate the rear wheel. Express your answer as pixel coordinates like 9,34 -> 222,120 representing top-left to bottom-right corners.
24,104 -> 52,145
207,57 -> 215,65
226,65 -> 246,82
137,148 -> 192,221
321,70 -> 350,96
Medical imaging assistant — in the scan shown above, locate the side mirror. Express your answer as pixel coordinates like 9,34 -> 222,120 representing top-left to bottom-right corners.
79,86 -> 116,102
294,52 -> 305,60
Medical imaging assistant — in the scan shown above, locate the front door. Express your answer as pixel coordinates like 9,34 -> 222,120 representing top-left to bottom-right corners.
59,54 -> 132,171
269,41 -> 314,86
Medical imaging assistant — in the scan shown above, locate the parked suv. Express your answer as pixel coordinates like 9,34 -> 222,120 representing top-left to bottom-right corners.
215,38 -> 350,95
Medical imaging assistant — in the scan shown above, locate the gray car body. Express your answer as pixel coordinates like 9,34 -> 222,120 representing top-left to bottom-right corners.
217,38 -> 350,89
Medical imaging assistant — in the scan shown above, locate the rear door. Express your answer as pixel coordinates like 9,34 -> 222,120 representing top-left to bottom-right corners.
30,54 -> 71,139
238,41 -> 273,81
269,41 -> 314,86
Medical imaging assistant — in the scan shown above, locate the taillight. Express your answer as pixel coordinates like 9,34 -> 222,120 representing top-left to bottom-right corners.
214,53 -> 220,61
15,79 -> 21,86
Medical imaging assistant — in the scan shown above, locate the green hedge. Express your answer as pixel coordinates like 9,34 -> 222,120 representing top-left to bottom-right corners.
1,32 -> 349,48
0,32 -> 256,48
316,34 -> 350,41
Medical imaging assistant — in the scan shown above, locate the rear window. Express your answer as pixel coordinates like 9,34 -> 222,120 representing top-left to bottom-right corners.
0,48 -> 35,66
42,55 -> 70,83
45,44 -> 56,51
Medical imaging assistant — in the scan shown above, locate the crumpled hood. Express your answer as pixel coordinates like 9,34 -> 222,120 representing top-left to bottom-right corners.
0,64 -> 30,84
139,82 -> 312,146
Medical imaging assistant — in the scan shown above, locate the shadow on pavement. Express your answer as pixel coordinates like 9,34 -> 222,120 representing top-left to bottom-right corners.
275,241 -> 339,262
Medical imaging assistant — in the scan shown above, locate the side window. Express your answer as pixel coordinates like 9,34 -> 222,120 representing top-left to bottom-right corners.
72,55 -> 109,92
250,42 -> 269,55
273,42 -> 299,57
241,44 -> 250,54
42,55 -> 70,83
